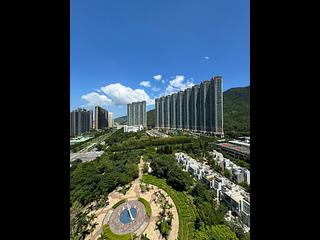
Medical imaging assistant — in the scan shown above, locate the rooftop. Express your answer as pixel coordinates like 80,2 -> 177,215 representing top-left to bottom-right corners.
216,142 -> 250,155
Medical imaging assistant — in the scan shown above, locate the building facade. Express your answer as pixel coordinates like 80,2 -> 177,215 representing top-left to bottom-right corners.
123,125 -> 144,133
89,110 -> 93,129
95,106 -> 108,130
70,108 -> 91,136
108,112 -> 113,128
155,76 -> 224,135
127,101 -> 147,126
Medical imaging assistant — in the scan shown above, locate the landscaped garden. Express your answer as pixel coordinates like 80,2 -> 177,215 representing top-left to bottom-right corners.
142,174 -> 196,240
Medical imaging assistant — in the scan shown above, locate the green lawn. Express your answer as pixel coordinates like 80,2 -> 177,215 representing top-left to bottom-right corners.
100,224 -> 133,240
142,174 -> 196,240
138,197 -> 152,217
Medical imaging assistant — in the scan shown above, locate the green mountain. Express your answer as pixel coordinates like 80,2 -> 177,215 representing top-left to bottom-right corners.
114,86 -> 250,133
223,86 -> 250,134
114,115 -> 127,124
147,109 -> 155,127
114,110 -> 155,126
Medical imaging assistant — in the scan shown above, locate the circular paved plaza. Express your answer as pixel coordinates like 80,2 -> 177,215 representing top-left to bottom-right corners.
108,199 -> 146,234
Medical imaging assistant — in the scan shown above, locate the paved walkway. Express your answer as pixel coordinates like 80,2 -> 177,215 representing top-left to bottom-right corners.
85,156 -> 179,240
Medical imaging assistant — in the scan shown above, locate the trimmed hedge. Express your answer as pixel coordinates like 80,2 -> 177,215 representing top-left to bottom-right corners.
142,174 -> 196,240
101,224 -> 132,240
138,197 -> 152,217
112,199 -> 126,209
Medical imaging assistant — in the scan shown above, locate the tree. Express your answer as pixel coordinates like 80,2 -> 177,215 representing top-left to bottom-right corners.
239,182 -> 250,192
150,155 -> 176,178
143,163 -> 149,173
207,224 -> 238,240
167,167 -> 193,191
194,224 -> 238,240
224,169 -> 232,179
158,220 -> 171,239
228,221 -> 250,240
70,201 -> 97,240
140,234 -> 150,240
191,183 -> 215,203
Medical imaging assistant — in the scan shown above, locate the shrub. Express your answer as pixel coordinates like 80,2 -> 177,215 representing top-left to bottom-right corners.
112,199 -> 126,209
100,224 -> 132,240
138,197 -> 152,217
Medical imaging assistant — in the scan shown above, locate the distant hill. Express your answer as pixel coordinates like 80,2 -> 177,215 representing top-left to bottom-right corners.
147,109 -> 155,127
114,110 -> 155,127
223,86 -> 250,134
114,86 -> 250,133
114,115 -> 127,124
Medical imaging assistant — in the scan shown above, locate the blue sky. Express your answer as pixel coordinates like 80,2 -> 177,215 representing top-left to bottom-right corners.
71,0 -> 250,118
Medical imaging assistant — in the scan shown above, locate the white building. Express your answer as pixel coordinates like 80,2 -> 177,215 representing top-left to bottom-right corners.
245,170 -> 250,185
209,150 -> 250,185
108,112 -> 114,128
175,152 -> 250,229
123,125 -> 144,133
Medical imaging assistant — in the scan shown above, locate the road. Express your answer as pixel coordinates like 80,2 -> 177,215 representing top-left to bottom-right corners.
70,130 -> 116,163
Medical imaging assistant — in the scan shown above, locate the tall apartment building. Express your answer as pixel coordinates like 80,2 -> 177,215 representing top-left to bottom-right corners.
95,106 -> 108,130
70,108 -> 91,136
170,93 -> 177,129
89,110 -> 94,129
176,91 -> 183,129
108,112 -> 113,128
155,76 -> 224,135
127,101 -> 147,126
190,85 -> 200,130
155,98 -> 160,129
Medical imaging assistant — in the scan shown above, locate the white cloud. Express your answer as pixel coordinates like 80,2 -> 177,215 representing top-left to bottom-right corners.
165,75 -> 194,95
151,87 -> 161,92
100,83 -> 154,105
139,81 -> 151,88
153,75 -> 162,81
161,79 -> 165,84
204,56 -> 210,60
81,92 -> 112,107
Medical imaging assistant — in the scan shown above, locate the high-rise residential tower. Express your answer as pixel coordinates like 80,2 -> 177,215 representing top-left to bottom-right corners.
89,110 -> 94,129
155,75 -> 224,135
95,106 -> 108,130
190,85 -> 200,130
176,91 -> 183,129
183,88 -> 191,129
170,93 -> 177,129
155,98 -> 160,128
165,95 -> 170,128
127,101 -> 147,127
159,97 -> 165,128
108,112 -> 113,128
70,108 -> 91,136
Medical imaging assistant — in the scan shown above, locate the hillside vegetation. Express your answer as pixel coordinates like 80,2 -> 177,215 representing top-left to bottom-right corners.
223,86 -> 250,135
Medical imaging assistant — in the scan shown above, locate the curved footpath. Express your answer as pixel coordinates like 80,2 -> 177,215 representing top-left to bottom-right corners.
85,156 -> 179,240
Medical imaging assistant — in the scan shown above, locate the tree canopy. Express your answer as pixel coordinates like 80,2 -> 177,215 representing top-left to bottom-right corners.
194,224 -> 238,240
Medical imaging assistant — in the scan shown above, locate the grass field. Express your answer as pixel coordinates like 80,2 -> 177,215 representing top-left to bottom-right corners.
142,174 -> 196,240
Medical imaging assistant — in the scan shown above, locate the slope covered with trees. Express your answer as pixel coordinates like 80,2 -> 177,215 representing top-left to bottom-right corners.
147,109 -> 155,127
114,115 -> 127,124
114,109 -> 155,127
223,86 -> 250,135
